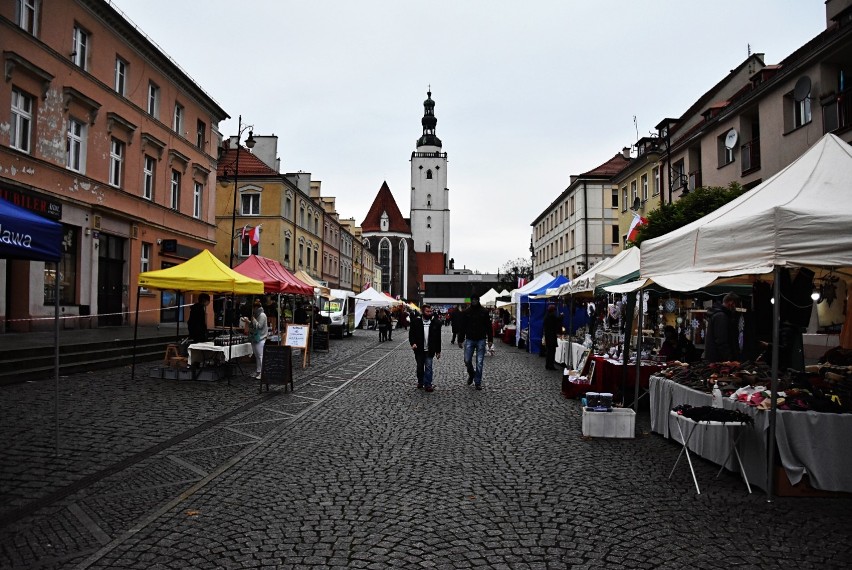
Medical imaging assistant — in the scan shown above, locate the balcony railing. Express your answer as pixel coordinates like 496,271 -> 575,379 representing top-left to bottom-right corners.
741,138 -> 761,173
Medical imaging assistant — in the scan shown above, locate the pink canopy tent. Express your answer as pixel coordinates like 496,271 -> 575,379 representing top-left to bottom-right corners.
233,255 -> 314,295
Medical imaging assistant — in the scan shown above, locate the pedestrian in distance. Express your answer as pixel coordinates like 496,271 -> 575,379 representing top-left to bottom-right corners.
409,304 -> 442,392
245,299 -> 268,379
377,308 -> 390,341
704,292 -> 741,363
293,303 -> 309,325
449,305 -> 462,344
458,295 -> 494,390
187,293 -> 210,343
542,303 -> 561,370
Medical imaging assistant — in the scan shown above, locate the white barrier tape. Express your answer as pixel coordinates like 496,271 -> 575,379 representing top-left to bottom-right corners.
3,303 -> 194,323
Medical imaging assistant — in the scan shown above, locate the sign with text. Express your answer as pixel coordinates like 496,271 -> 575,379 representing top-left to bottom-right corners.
285,324 -> 309,348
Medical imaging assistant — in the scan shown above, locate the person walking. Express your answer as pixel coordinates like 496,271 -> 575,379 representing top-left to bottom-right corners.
377,308 -> 390,341
246,299 -> 268,379
458,295 -> 493,390
542,304 -> 561,370
409,304 -> 442,392
704,292 -> 740,363
449,305 -> 462,344
187,293 -> 210,343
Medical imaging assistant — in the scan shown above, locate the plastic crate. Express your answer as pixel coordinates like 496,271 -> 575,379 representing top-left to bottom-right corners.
148,367 -> 164,379
581,407 -> 636,438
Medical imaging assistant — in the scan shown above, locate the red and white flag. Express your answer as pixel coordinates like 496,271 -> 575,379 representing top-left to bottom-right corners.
249,225 -> 261,246
517,277 -> 528,288
239,225 -> 248,240
627,212 -> 647,242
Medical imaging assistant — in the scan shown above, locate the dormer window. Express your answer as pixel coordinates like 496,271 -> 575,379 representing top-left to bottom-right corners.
380,212 -> 389,232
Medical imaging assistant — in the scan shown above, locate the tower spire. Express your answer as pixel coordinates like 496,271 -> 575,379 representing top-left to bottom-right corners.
417,88 -> 442,148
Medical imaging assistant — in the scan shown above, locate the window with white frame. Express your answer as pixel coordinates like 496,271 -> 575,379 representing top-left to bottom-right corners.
170,170 -> 180,210
612,188 -> 619,208
196,120 -> 206,150
285,196 -> 292,218
717,131 -> 735,167
114,57 -> 127,96
173,103 -> 183,134
240,233 -> 258,257
621,187 -> 628,212
15,0 -> 38,34
652,167 -> 660,196
66,118 -> 86,172
193,181 -> 203,218
147,82 -> 159,117
630,180 -> 638,206
109,138 -> 124,188
241,193 -> 260,215
794,97 -> 811,129
142,155 -> 155,200
140,243 -> 151,292
10,88 -> 33,153
641,174 -> 648,202
72,25 -> 89,70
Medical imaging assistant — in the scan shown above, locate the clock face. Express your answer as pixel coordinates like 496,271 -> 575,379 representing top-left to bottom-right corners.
664,299 -> 677,313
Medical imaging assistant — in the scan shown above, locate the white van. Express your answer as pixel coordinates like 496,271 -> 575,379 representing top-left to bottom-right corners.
320,289 -> 356,338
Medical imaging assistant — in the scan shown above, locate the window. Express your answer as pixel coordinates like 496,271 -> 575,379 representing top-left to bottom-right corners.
794,97 -> 812,129
621,187 -> 628,212
15,0 -> 38,34
114,57 -> 127,96
611,225 -> 619,245
652,167 -> 660,196
173,103 -> 183,134
612,188 -> 619,208
425,241 -> 431,253
10,88 -> 33,153
285,196 -> 292,218
240,234 -> 258,257
570,196 -> 575,215
193,182 -> 203,218
298,243 -> 304,265
284,237 -> 291,262
140,243 -> 151,292
299,206 -> 305,226
426,169 -> 433,179
66,118 -> 86,172
314,217 -> 319,234
196,120 -> 206,150
313,249 -> 318,269
72,25 -> 88,70
241,193 -> 260,215
630,180 -> 638,206
109,138 -> 124,188
641,174 -> 648,202
570,229 -> 575,250
427,193 -> 432,208
717,131 -> 735,167
170,170 -> 180,210
426,215 -> 432,228
142,155 -> 155,200
147,82 -> 159,117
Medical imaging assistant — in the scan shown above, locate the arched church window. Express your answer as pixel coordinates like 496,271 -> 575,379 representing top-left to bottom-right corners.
427,194 -> 432,208
379,238 -> 391,293
427,216 -> 432,228
426,169 -> 433,179
425,241 -> 431,253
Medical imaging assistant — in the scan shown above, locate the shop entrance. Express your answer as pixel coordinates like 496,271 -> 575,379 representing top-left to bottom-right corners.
97,234 -> 126,326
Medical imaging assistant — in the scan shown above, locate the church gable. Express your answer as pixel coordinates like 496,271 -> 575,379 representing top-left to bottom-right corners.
362,181 -> 411,234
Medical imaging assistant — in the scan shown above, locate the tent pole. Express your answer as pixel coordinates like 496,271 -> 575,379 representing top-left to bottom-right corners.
568,294 -> 574,369
54,260 -> 60,456
767,266 -> 781,502
175,290 -> 180,342
634,288 -> 643,412
131,286 -> 141,382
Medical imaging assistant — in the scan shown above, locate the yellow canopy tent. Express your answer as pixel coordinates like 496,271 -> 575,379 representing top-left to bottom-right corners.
132,250 -> 264,380
293,269 -> 331,298
139,249 -> 264,294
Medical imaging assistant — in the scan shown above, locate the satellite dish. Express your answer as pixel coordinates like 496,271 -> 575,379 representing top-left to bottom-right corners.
724,129 -> 738,150
793,76 -> 811,102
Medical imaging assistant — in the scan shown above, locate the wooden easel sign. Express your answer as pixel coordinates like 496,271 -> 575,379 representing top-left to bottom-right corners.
285,324 -> 310,368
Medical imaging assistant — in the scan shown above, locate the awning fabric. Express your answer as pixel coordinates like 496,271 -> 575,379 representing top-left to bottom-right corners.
138,249 -> 263,294
293,270 -> 331,298
0,197 -> 62,262
233,255 -> 314,295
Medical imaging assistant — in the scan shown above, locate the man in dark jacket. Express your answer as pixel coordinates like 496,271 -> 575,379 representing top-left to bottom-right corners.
542,304 -> 562,370
458,296 -> 494,390
704,293 -> 740,362
409,305 -> 442,392
449,305 -> 462,343
187,293 -> 210,343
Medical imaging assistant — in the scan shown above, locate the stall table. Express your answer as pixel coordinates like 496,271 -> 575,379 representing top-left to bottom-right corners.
555,339 -> 586,369
650,375 -> 852,493
589,355 -> 663,398
187,342 -> 253,368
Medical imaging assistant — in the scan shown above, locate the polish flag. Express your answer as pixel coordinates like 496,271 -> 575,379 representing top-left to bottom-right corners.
239,225 -> 248,240
517,277 -> 528,288
249,225 -> 261,246
627,213 -> 647,242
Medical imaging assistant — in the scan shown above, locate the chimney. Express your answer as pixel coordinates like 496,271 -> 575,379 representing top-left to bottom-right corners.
622,147 -> 631,159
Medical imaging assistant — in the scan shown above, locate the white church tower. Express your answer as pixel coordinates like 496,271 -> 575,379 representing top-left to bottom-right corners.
410,89 -> 449,261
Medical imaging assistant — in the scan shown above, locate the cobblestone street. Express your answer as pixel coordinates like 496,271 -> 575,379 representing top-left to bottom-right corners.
2,328 -> 851,569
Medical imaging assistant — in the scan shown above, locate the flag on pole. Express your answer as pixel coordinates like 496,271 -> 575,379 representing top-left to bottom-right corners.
627,212 -> 648,242
517,277 -> 528,288
240,225 -> 248,240
249,225 -> 261,246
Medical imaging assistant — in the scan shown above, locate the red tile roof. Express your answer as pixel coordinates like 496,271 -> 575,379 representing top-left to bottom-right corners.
361,181 -> 411,234
581,153 -> 631,178
217,147 -> 277,177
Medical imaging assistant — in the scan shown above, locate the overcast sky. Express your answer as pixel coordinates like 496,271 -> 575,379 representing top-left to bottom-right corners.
111,0 -> 824,275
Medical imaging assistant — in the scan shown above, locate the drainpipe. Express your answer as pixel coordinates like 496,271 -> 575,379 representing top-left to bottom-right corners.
583,181 -> 589,273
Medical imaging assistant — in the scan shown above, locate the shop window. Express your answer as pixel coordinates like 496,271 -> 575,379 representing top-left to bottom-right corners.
44,225 -> 78,305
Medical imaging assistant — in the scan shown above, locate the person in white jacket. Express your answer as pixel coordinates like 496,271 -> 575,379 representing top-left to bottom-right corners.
248,299 -> 268,378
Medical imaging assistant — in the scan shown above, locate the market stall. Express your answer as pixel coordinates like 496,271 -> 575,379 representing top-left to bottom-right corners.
640,134 -> 852,498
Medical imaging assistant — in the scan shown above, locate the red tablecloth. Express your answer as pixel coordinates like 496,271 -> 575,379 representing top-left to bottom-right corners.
589,355 -> 662,394
502,327 -> 516,345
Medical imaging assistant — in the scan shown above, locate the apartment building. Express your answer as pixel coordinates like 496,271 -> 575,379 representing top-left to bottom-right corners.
1,0 -> 227,331
612,137 -> 663,245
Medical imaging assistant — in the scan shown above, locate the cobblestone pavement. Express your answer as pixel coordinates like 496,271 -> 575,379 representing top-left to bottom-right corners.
2,327 -> 852,569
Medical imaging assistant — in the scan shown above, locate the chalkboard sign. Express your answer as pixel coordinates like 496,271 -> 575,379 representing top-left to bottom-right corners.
260,345 -> 293,392
313,328 -> 329,351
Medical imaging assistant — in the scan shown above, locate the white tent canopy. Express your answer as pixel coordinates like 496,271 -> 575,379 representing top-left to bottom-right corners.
566,247 -> 641,295
641,134 -> 852,289
353,286 -> 403,330
478,288 -> 500,307
510,272 -> 554,303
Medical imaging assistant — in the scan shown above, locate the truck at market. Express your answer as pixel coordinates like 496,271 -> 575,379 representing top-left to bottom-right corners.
320,289 -> 356,338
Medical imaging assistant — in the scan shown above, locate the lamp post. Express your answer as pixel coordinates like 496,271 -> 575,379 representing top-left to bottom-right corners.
228,115 -> 256,268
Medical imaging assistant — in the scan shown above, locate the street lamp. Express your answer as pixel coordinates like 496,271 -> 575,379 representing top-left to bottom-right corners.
227,115 -> 256,268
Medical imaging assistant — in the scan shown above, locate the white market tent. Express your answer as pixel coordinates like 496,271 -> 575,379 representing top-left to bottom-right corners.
353,286 -> 404,329
510,272 -> 553,345
563,247 -> 641,296
478,288 -> 501,307
640,133 -> 852,498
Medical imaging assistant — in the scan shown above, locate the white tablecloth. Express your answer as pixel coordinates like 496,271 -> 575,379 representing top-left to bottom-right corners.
650,375 -> 852,493
555,339 -> 586,368
187,342 -> 253,365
